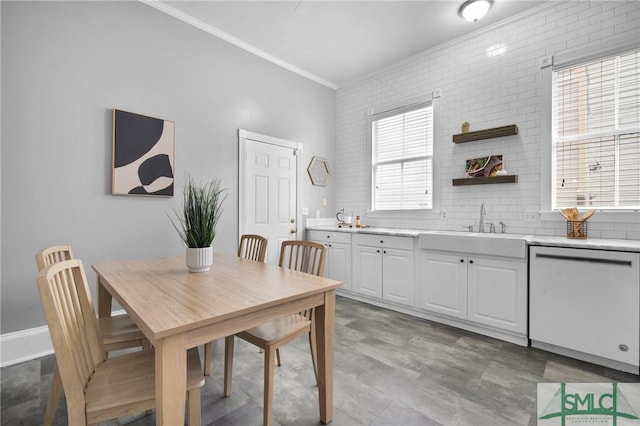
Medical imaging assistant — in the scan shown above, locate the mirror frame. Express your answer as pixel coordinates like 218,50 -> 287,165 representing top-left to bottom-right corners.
307,156 -> 331,186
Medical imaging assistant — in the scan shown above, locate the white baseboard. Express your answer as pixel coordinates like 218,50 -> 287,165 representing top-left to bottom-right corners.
0,310 -> 126,368
0,325 -> 53,368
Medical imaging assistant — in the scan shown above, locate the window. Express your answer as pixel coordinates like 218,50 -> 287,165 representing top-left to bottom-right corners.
370,102 -> 433,211
552,49 -> 640,210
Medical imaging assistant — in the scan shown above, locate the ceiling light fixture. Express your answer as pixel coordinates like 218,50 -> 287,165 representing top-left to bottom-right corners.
459,0 -> 493,22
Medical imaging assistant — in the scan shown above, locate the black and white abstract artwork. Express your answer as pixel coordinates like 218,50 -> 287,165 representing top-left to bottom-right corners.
112,109 -> 175,196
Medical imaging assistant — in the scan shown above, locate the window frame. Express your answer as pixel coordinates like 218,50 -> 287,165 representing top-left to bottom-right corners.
540,37 -> 640,223
365,94 -> 440,219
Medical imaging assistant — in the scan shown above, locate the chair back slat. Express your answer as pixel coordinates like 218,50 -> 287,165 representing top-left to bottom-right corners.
238,234 -> 267,262
36,245 -> 74,271
278,240 -> 326,322
37,259 -> 105,407
279,241 -> 326,276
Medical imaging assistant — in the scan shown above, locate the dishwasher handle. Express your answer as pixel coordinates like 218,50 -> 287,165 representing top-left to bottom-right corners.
535,253 -> 632,267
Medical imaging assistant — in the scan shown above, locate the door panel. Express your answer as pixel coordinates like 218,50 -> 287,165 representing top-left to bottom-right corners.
419,252 -> 467,319
254,175 -> 268,224
382,248 -> 414,306
468,258 -> 526,333
353,245 -> 382,297
243,138 -> 297,264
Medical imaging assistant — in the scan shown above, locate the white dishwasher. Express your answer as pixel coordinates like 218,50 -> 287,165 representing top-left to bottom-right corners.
530,246 -> 640,373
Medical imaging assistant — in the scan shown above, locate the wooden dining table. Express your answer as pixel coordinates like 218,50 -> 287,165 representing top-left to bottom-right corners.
92,252 -> 341,426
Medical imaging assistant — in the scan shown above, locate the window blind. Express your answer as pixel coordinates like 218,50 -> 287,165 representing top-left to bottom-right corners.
371,103 -> 433,210
552,49 -> 640,210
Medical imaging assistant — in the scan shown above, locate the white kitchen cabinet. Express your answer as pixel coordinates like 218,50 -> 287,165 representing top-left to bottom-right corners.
467,256 -> 527,334
307,230 -> 352,291
352,244 -> 383,297
418,252 -> 467,318
418,251 -> 527,335
352,234 -> 415,306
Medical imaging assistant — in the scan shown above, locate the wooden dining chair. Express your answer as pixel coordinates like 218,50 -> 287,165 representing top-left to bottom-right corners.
238,234 -> 268,262
35,245 -> 149,426
36,258 -> 205,426
203,234 -> 268,375
223,240 -> 326,426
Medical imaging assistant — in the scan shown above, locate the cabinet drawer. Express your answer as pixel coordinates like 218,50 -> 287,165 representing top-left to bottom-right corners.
353,233 -> 415,250
308,230 -> 351,245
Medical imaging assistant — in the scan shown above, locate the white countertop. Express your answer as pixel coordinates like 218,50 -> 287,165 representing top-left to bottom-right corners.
305,226 -> 640,252
306,225 -> 423,237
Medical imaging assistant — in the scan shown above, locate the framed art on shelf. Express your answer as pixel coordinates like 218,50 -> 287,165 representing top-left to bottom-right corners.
464,155 -> 503,178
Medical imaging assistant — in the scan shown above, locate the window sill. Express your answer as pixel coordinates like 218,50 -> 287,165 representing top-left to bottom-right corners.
540,210 -> 640,223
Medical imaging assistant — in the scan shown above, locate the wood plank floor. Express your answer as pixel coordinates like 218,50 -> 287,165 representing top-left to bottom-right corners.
1,296 -> 637,425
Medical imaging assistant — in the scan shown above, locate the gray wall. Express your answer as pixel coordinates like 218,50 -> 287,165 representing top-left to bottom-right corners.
0,1 -> 336,333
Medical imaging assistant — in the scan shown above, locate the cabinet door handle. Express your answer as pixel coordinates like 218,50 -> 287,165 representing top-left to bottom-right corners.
376,250 -> 380,253
460,259 -> 464,263
469,260 -> 474,264
383,250 -> 387,254
380,240 -> 384,244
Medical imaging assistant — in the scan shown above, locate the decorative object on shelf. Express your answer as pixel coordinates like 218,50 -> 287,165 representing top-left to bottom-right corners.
465,155 -> 503,178
559,208 -> 594,239
171,174 -> 227,272
453,124 -> 518,143
307,156 -> 331,186
461,121 -> 470,133
112,109 -> 175,196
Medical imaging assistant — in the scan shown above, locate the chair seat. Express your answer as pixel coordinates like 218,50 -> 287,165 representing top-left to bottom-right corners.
98,314 -> 146,350
85,348 -> 204,423
237,313 -> 311,346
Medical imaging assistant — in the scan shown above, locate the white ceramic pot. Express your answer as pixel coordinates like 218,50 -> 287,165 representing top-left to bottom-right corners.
186,246 -> 213,272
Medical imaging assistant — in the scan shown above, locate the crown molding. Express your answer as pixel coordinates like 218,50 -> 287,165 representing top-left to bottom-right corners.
139,0 -> 338,90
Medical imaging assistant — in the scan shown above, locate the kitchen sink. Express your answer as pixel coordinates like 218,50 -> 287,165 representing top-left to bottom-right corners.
418,231 -> 532,258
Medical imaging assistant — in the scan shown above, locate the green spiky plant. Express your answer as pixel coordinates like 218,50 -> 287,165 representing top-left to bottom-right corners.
171,175 -> 227,248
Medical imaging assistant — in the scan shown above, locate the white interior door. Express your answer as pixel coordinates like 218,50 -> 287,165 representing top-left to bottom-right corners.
239,130 -> 301,265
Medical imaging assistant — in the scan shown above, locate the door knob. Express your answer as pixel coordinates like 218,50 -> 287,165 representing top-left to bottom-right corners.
290,228 -> 297,234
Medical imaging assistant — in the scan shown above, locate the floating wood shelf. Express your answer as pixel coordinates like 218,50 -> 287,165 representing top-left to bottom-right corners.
453,124 -> 518,144
452,175 -> 518,186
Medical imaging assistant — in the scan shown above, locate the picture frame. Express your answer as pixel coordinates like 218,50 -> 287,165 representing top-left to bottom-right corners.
465,155 -> 503,178
112,109 -> 175,196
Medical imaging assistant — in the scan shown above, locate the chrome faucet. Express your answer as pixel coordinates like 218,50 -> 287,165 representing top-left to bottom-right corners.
478,202 -> 487,233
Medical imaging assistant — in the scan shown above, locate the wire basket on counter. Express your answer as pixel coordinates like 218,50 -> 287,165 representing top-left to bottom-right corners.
567,221 -> 587,239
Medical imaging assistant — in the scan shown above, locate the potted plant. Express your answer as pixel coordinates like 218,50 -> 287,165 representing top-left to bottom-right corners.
171,174 -> 227,272
461,121 -> 470,133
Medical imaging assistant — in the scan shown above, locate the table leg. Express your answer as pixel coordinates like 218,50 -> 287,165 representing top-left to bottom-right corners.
315,290 -> 335,424
97,277 -> 113,318
155,334 -> 187,426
